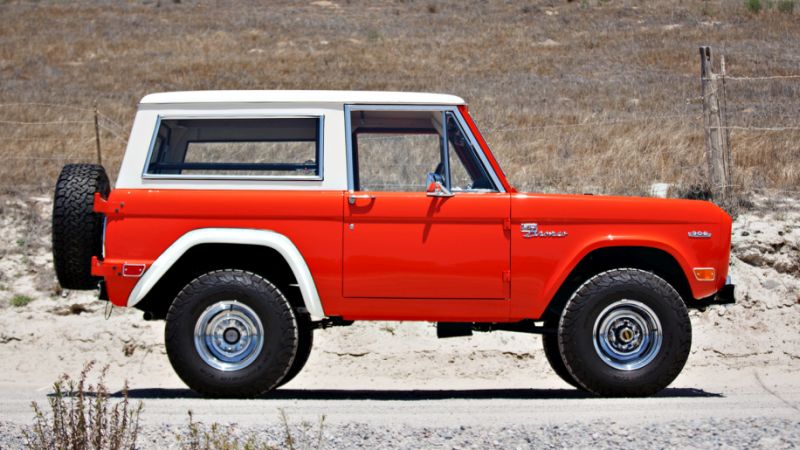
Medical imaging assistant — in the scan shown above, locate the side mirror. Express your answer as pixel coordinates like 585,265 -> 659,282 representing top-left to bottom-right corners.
426,172 -> 453,198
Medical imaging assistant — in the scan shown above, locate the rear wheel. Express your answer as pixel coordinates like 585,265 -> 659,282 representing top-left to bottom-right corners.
275,312 -> 313,388
165,270 -> 298,397
558,268 -> 691,397
52,164 -> 109,290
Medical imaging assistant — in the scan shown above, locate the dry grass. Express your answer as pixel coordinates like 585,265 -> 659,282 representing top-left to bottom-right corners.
0,0 -> 798,197
183,411 -> 278,450
21,363 -> 324,450
24,362 -> 142,450
179,408 -> 325,450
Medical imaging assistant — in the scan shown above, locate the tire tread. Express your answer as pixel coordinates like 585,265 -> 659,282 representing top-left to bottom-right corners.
165,269 -> 298,397
52,163 -> 109,290
557,268 -> 691,397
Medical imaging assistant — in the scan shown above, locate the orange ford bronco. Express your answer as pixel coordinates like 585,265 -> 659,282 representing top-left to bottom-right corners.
52,91 -> 734,397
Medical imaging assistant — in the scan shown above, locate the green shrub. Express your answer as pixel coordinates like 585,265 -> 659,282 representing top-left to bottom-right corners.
23,362 -> 142,450
10,294 -> 33,307
777,0 -> 795,12
746,0 -> 763,12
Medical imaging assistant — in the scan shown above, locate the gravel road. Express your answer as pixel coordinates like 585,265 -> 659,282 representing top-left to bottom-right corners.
2,367 -> 798,449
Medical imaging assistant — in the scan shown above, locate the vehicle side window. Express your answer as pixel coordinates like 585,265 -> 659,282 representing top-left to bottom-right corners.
145,117 -> 322,178
445,112 -> 494,191
349,109 -> 496,192
356,133 -> 441,192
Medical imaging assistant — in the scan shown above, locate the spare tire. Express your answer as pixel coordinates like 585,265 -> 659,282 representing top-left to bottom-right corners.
52,164 -> 110,290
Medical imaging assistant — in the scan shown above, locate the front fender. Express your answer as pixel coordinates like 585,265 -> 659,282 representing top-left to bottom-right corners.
539,236 -> 696,307
509,223 -> 727,320
126,228 -> 326,319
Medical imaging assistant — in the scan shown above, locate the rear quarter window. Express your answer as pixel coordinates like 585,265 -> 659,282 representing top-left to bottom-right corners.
145,117 -> 322,178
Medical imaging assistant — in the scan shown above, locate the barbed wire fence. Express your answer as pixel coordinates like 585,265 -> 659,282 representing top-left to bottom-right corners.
0,103 -> 128,191
0,49 -> 797,199
698,45 -> 800,206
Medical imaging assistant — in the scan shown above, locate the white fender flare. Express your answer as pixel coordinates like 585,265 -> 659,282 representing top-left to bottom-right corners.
127,228 -> 326,319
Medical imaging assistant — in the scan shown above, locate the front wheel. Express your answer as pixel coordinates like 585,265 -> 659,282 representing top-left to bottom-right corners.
541,332 -> 581,389
165,270 -> 298,397
558,268 -> 691,397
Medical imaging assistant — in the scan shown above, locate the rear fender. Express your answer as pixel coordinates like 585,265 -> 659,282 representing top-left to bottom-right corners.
127,228 -> 325,319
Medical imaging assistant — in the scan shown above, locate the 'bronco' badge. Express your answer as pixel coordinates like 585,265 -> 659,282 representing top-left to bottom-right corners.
521,223 -> 568,238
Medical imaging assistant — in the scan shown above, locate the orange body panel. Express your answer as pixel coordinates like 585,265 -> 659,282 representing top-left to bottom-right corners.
98,189 -> 344,308
343,192 -> 510,299
98,188 -> 731,321
96,107 -> 733,322
508,193 -> 731,320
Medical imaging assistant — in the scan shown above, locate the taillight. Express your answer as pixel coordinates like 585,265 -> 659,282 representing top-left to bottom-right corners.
122,264 -> 146,278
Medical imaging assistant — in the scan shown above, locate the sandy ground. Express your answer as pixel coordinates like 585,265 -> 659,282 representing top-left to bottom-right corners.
0,194 -> 798,447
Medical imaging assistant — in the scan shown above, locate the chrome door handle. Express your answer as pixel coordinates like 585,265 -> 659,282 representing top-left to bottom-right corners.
348,194 -> 375,205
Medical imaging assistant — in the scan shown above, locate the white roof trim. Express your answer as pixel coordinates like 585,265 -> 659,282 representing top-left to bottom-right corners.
140,90 -> 466,106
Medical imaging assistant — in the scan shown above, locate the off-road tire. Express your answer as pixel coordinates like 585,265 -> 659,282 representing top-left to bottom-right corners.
275,312 -> 314,388
541,331 -> 581,389
165,270 -> 298,397
52,164 -> 109,290
558,268 -> 691,397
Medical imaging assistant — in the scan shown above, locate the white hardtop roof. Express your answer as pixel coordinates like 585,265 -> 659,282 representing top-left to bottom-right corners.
140,90 -> 466,106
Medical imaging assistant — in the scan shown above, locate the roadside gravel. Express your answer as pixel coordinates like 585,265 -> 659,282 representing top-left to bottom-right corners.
283,418 -> 797,449
4,417 -> 799,449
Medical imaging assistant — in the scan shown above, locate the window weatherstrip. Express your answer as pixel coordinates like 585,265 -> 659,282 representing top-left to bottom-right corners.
316,116 -> 324,180
149,162 -> 317,172
441,111 -> 451,189
344,105 -> 355,191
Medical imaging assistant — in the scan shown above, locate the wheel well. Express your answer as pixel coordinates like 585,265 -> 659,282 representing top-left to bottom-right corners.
135,243 -> 302,320
540,246 -> 693,324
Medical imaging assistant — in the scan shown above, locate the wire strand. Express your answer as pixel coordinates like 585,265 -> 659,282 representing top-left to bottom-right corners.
0,102 -> 95,112
490,114 -> 699,132
725,75 -> 800,81
711,125 -> 800,132
98,123 -> 126,141
6,155 -> 92,161
3,137 -> 94,141
0,120 -> 93,125
98,114 -> 126,132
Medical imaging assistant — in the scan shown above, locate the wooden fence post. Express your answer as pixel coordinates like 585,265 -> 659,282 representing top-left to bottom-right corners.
93,104 -> 103,165
699,46 -> 733,203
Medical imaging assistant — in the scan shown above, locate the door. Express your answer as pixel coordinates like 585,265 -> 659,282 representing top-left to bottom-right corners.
343,107 -> 510,299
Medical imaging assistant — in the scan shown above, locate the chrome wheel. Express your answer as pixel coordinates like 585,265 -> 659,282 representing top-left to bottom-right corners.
194,301 -> 264,372
593,299 -> 662,371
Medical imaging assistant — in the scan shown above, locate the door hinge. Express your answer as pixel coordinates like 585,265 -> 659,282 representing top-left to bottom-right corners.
503,270 -> 511,299
93,193 -> 124,217
503,218 -> 511,231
